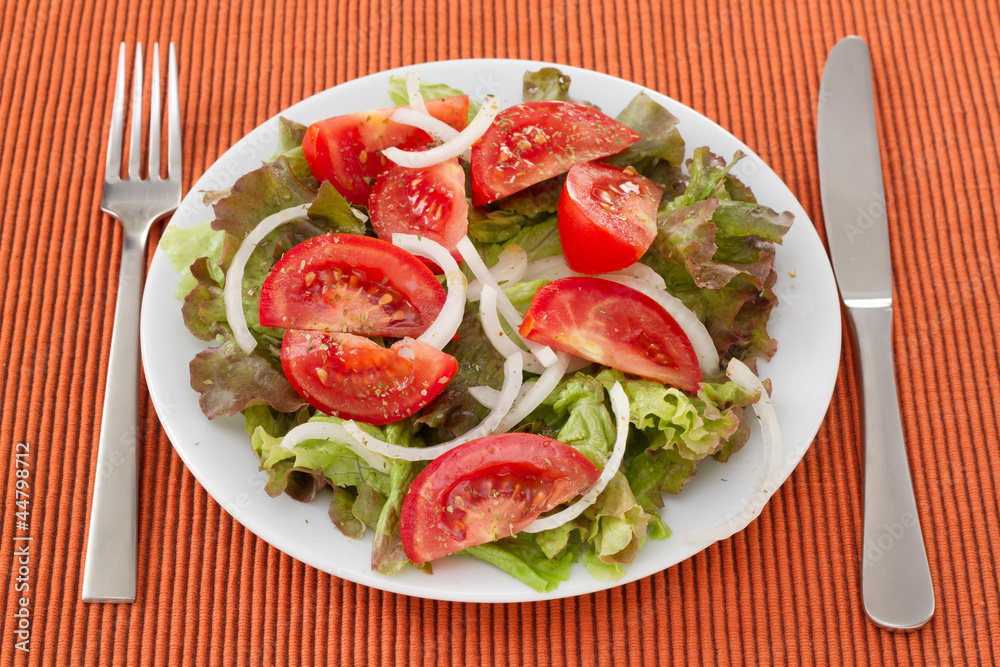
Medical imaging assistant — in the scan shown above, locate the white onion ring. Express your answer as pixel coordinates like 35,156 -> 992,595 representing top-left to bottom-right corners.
468,385 -> 501,409
467,244 -> 529,302
457,237 -> 559,368
391,234 -> 466,350
521,255 -> 573,283
684,357 -> 782,543
382,95 -> 499,169
478,285 -> 546,373
390,108 -> 470,162
496,352 -> 571,433
610,262 -> 667,290
276,420 -> 392,474
601,275 -> 720,375
521,255 -> 666,291
522,381 -> 630,533
340,354 -> 524,462
405,71 -> 429,116
391,107 -> 461,143
224,203 -> 311,354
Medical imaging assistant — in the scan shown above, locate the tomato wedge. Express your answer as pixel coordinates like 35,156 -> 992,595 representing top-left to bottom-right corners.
369,158 -> 468,266
519,277 -> 703,392
281,331 -> 458,425
470,100 -> 642,206
558,162 -> 664,274
258,234 -> 446,339
303,95 -> 470,206
400,433 -> 600,563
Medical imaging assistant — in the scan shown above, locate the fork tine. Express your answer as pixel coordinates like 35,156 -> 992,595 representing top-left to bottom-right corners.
105,43 -> 127,179
148,44 -> 161,180
167,43 -> 182,183
127,43 -> 143,180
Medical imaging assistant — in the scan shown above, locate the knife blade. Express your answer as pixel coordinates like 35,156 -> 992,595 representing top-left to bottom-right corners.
817,35 -> 935,631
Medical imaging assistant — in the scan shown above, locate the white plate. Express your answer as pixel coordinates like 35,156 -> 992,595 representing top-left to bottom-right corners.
141,59 -> 842,603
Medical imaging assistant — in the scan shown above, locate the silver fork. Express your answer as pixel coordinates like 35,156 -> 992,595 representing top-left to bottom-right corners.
82,42 -> 182,603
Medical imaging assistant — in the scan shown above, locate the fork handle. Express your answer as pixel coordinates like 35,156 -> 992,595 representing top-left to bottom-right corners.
82,233 -> 145,602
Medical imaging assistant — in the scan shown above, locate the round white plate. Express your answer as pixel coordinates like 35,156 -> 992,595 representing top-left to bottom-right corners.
140,59 -> 842,603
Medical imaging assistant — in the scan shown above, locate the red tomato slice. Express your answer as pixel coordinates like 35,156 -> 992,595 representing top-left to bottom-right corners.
368,158 -> 469,266
303,95 -> 470,206
400,433 -> 600,563
558,162 -> 664,274
519,276 -> 703,392
470,100 -> 642,206
281,331 -> 458,425
258,234 -> 446,339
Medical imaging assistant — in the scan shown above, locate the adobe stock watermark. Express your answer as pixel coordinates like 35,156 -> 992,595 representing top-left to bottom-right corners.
220,471 -> 269,521
11,442 -> 33,653
863,511 -> 919,567
843,196 -> 887,244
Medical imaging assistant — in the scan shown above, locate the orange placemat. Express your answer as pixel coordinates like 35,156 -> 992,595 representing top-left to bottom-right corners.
2,0 -> 999,664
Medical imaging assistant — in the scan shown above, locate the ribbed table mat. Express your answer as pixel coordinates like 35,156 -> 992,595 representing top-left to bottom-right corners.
2,1 -> 999,664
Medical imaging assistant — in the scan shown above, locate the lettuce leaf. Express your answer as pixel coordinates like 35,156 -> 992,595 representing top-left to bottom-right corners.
168,131 -> 366,419
594,369 -> 761,511
387,75 -> 479,118
642,147 -> 793,360
528,373 -> 659,574
604,92 -> 687,200
159,221 -> 225,298
463,533 -> 579,593
522,67 -> 572,101
416,300 -> 505,440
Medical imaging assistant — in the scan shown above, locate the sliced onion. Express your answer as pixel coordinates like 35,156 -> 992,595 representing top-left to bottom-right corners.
470,380 -> 538,411
609,262 -> 667,290
224,203 -> 311,354
467,243 -> 528,301
340,354 -> 524,462
382,95 -> 499,169
522,254 -> 666,291
391,234 -> 466,350
405,71 -> 429,115
523,381 -> 631,533
391,107 -> 461,143
469,384 -> 501,409
601,274 -> 720,375
457,237 -> 559,368
478,285 -> 546,373
277,420 -> 392,474
521,255 -> 577,283
684,357 -> 782,543
496,352 -> 571,433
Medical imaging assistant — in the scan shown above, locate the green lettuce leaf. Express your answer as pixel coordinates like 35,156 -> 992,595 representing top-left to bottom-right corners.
387,75 -> 478,118
370,422 -> 427,575
463,532 -> 579,593
592,369 -> 760,511
159,221 -> 225,298
469,213 -> 562,268
533,374 -> 667,570
604,92 -> 687,200
522,67 -> 572,101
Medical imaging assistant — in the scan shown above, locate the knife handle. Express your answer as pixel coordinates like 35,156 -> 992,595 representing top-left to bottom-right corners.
847,304 -> 934,630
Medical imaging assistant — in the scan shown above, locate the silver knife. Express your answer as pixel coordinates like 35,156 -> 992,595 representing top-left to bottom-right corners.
817,35 -> 935,630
